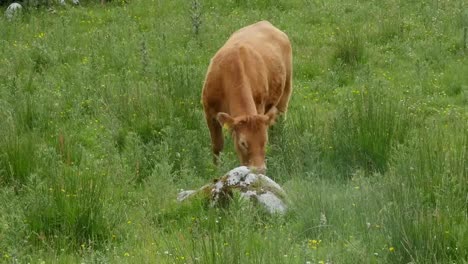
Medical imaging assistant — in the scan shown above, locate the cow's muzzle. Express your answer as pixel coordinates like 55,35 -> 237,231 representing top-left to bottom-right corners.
249,164 -> 266,174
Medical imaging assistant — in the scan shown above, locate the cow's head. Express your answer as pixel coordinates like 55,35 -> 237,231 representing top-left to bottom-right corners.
217,107 -> 278,173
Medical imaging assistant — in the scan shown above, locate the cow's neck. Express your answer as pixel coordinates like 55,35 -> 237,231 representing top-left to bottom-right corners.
228,87 -> 258,117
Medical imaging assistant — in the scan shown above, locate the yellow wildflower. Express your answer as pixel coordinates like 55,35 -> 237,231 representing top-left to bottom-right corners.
308,239 -> 321,250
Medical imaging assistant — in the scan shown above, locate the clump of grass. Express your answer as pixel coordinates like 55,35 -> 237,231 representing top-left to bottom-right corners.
120,132 -> 171,184
140,36 -> 150,74
31,42 -> 53,73
24,163 -> 112,251
14,94 -> 40,131
464,27 -> 467,50
286,176 -> 391,263
442,62 -> 468,97
383,121 -> 467,263
0,129 -> 38,189
376,16 -> 403,43
156,198 -> 304,264
105,78 -> 166,145
328,87 -> 409,176
268,105 -> 324,181
55,133 -> 84,166
333,29 -> 366,66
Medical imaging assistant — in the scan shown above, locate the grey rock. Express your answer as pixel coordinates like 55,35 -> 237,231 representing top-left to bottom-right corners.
5,3 -> 22,21
178,166 -> 288,214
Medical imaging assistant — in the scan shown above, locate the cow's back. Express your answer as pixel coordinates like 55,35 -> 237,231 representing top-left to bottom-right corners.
226,21 -> 290,56
203,21 -> 292,116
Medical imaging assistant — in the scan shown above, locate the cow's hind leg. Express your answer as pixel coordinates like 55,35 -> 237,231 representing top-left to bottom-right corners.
276,72 -> 292,120
206,115 -> 224,164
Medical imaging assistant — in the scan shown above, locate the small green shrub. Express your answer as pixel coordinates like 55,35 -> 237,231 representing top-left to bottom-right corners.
190,0 -> 202,36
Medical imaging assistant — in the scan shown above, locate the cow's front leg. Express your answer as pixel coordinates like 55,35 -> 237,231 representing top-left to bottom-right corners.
206,116 -> 224,164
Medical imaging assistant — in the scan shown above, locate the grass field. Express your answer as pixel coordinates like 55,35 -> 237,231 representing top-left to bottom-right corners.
1,0 -> 467,263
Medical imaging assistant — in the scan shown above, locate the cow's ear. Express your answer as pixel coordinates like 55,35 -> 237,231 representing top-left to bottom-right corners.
217,112 -> 234,129
264,106 -> 278,125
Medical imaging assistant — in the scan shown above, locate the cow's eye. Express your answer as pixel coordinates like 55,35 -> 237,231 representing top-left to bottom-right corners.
240,141 -> 248,150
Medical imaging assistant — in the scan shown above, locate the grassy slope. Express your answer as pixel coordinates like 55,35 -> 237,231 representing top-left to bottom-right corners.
0,0 -> 467,263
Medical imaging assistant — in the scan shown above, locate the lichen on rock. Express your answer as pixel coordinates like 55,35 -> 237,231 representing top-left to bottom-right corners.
177,166 -> 287,214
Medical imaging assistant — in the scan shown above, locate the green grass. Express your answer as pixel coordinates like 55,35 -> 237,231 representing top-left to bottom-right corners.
1,0 -> 467,263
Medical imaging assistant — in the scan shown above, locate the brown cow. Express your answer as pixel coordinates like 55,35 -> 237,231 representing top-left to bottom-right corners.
202,21 -> 292,173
